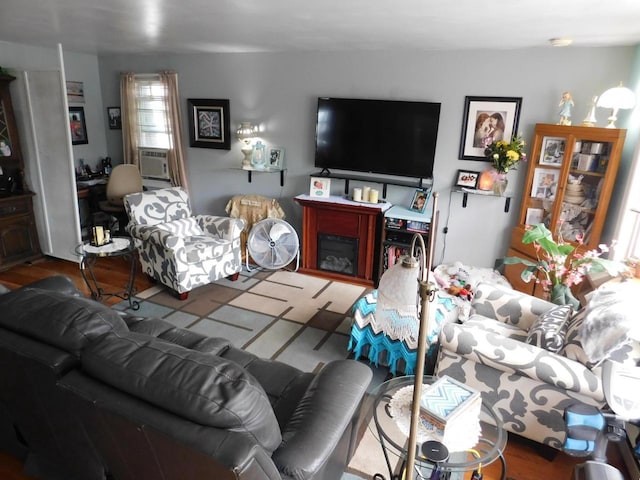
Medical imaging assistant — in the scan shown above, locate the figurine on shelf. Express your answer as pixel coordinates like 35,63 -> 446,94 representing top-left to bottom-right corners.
558,91 -> 574,125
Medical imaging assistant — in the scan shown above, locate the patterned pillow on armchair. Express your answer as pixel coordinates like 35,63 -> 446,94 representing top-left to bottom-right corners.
526,304 -> 573,353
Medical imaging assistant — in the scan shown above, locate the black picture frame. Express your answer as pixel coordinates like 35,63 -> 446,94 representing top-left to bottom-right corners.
107,106 -> 121,130
188,98 -> 231,149
69,106 -> 88,145
458,96 -> 522,161
455,169 -> 480,189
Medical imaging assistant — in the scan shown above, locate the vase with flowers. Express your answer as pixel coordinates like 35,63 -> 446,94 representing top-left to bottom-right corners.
502,223 -> 625,309
484,134 -> 527,196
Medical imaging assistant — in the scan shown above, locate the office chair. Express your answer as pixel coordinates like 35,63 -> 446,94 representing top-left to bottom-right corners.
96,164 -> 143,236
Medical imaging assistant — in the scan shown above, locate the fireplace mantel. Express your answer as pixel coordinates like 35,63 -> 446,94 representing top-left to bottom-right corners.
294,195 -> 392,287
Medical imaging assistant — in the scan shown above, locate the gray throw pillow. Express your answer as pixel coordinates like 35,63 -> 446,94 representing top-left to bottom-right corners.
526,304 -> 573,353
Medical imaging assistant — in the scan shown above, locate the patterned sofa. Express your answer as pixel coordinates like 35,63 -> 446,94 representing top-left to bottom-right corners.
124,187 -> 244,297
435,282 -> 640,450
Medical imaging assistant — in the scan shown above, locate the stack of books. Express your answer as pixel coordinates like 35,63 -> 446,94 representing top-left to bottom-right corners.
419,375 -> 482,449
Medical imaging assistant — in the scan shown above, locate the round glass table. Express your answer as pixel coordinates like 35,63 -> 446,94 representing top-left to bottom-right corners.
368,375 -> 507,480
74,236 -> 139,310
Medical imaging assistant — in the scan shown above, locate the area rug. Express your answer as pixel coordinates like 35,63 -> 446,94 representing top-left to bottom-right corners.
115,269 -> 368,373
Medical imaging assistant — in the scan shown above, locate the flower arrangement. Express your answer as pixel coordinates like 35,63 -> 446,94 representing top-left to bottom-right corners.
484,134 -> 527,174
502,223 -> 624,309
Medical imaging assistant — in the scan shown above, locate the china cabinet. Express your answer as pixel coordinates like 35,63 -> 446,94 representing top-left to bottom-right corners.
0,74 -> 41,270
504,123 -> 625,296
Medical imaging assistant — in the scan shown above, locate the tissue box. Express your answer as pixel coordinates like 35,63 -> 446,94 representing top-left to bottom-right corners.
419,375 -> 481,432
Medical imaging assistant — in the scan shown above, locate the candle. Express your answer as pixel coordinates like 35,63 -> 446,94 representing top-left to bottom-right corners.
362,186 -> 371,201
353,187 -> 362,202
368,189 -> 379,203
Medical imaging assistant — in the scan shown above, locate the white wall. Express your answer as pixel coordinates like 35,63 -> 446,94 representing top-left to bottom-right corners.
98,47 -> 635,268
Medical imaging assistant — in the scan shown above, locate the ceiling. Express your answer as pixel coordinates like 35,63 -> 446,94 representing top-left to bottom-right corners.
1,0 -> 640,55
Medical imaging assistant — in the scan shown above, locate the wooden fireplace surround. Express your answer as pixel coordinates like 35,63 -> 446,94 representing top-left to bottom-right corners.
295,195 -> 385,287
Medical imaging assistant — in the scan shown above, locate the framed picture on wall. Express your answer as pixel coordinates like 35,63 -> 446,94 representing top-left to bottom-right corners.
458,96 -> 522,160
69,106 -> 88,145
107,107 -> 121,130
187,98 -> 231,149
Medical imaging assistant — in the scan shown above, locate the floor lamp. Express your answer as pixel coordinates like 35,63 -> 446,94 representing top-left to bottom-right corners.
377,192 -> 439,480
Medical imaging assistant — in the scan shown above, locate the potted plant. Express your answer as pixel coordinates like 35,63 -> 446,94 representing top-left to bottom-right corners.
502,223 -> 625,309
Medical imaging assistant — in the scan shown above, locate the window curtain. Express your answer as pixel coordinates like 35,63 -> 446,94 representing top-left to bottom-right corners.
120,73 -> 138,166
159,71 -> 189,190
119,71 -> 189,190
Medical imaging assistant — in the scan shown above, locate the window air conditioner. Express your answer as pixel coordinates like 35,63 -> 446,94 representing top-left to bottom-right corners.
139,148 -> 170,180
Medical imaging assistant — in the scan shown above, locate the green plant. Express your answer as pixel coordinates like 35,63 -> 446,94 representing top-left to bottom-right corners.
484,134 -> 527,174
502,223 -> 622,308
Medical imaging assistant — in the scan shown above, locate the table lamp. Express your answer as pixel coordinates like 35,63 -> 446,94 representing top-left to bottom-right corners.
236,122 -> 257,167
376,192 -> 439,480
596,83 -> 636,128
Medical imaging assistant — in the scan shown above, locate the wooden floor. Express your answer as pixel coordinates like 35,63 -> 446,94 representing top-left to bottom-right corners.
0,257 -> 632,480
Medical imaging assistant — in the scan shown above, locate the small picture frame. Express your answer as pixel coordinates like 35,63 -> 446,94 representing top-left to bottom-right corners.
69,106 -> 88,145
187,98 -> 231,149
409,189 -> 429,213
540,137 -> 565,165
454,169 -> 480,189
531,168 -> 560,199
107,107 -> 121,130
525,208 -> 544,226
267,146 -> 285,169
310,177 -> 331,198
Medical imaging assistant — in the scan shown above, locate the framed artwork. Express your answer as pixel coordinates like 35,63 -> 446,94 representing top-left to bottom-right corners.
458,96 -> 522,160
525,207 -> 544,226
540,136 -> 565,165
69,106 -> 88,145
531,168 -> 560,199
66,81 -> 85,103
409,189 -> 429,213
187,98 -> 231,149
310,177 -> 331,198
454,169 -> 480,189
107,107 -> 121,130
267,146 -> 285,169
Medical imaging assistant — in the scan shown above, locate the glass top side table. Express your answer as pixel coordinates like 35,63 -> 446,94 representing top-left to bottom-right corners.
368,375 -> 507,479
74,236 -> 139,310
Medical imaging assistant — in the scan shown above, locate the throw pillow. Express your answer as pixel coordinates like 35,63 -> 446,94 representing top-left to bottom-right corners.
154,217 -> 203,237
526,304 -> 573,353
560,308 -> 594,368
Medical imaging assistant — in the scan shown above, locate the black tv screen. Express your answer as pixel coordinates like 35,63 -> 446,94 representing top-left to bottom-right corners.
314,97 -> 441,179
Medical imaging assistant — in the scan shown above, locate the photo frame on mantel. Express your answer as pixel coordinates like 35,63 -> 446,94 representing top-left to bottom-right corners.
458,96 -> 522,161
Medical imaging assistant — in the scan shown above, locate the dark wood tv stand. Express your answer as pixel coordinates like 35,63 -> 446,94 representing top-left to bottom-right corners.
311,171 -> 430,199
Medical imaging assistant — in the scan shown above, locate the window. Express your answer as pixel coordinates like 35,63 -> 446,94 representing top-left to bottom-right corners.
134,76 -> 170,149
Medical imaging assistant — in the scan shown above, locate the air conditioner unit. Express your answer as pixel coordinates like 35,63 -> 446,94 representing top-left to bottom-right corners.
139,148 -> 170,180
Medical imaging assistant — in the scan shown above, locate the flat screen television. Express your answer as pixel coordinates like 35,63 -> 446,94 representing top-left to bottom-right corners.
314,97 -> 441,179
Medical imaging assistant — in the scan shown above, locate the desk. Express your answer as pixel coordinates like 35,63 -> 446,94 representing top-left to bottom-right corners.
76,177 -> 108,239
369,376 -> 507,480
74,237 -> 139,310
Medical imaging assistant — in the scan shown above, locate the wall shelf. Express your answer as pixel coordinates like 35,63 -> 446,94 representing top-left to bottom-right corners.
310,171 -> 431,198
452,187 -> 511,213
233,167 -> 286,186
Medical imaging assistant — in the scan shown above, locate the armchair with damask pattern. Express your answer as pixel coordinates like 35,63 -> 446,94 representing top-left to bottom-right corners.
124,187 -> 244,298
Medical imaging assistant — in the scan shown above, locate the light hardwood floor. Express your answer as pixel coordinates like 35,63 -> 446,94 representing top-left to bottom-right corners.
0,256 -> 632,480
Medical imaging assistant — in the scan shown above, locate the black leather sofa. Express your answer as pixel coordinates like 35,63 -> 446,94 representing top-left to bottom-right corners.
0,276 -> 372,480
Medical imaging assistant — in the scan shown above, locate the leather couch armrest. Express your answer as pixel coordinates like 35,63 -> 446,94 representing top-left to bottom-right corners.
272,360 -> 372,480
21,275 -> 83,297
439,322 -> 603,400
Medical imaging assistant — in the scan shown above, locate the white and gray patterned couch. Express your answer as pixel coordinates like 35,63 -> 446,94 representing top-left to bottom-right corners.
435,282 -> 640,450
124,187 -> 244,296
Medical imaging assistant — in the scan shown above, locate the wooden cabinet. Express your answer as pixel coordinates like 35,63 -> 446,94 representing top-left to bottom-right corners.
0,74 -> 41,270
504,123 -> 625,296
